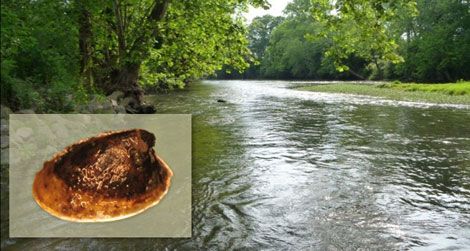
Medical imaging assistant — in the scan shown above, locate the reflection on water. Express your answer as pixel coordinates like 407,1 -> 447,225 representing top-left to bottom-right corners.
2,80 -> 470,250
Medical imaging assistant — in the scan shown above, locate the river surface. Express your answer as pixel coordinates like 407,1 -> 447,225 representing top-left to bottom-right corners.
2,80 -> 470,250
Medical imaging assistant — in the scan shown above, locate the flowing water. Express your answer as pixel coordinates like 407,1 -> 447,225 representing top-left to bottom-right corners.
2,80 -> 470,250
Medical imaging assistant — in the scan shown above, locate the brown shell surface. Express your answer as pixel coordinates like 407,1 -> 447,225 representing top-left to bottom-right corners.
32,129 -> 173,222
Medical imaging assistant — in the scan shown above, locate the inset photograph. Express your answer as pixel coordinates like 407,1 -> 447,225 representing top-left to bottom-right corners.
9,114 -> 191,238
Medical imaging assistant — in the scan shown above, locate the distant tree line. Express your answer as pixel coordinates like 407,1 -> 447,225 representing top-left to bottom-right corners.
216,0 -> 470,82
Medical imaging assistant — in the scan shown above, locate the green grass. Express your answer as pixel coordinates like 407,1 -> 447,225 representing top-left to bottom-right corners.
297,82 -> 470,105
381,82 -> 470,95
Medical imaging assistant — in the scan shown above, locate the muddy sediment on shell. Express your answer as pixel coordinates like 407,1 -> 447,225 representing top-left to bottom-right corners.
32,129 -> 173,222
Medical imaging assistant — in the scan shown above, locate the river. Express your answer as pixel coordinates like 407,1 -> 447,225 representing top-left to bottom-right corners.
2,80 -> 470,250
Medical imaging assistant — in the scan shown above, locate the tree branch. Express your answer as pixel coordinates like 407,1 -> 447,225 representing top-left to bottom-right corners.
348,68 -> 366,80
129,0 -> 170,55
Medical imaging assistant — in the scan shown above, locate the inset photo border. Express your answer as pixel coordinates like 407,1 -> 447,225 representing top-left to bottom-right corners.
9,114 -> 191,238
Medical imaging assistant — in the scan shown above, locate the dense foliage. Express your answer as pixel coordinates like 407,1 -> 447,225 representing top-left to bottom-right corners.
1,0 -> 267,111
141,1 -> 256,91
1,0 -> 80,111
386,0 -> 470,82
218,0 -> 469,82
260,0 -> 368,80
2,0 -> 469,111
309,0 -> 417,74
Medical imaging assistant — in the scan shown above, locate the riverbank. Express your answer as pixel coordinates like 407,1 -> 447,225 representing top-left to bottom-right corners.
297,82 -> 470,105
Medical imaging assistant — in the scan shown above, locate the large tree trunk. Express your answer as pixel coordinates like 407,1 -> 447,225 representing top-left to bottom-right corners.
109,63 -> 141,97
110,0 -> 170,113
107,63 -> 156,113
108,64 -> 144,101
78,0 -> 171,113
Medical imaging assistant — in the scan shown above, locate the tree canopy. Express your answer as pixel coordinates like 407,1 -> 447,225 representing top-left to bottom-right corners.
1,0 -> 268,111
389,0 -> 470,82
2,0 -> 469,111
308,0 -> 418,74
216,0 -> 469,82
1,0 -> 80,111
